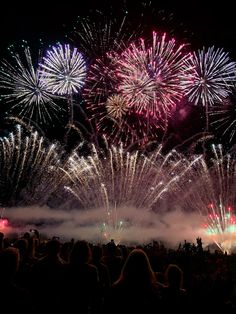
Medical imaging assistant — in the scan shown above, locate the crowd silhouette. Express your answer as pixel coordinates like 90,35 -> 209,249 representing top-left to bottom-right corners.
0,230 -> 236,313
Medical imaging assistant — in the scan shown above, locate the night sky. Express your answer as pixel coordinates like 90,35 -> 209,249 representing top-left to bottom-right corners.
0,0 -> 235,152
0,1 -> 235,55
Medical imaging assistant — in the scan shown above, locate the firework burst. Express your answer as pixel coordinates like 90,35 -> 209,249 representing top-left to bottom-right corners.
183,46 -> 236,107
84,53 -> 164,148
39,43 -> 87,126
105,94 -> 128,120
40,44 -> 87,95
0,45 -> 64,125
117,32 -> 192,119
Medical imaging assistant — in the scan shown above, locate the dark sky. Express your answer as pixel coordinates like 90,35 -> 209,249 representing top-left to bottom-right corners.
0,0 -> 235,58
0,0 -> 235,152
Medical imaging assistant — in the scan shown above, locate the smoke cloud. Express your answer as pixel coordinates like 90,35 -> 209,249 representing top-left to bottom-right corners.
3,205 -> 209,248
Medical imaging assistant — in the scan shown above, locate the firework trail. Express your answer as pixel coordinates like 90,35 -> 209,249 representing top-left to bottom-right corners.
209,90 -> 236,143
0,125 -> 66,206
173,144 -> 236,253
40,44 -> 87,125
83,53 -> 119,110
68,7 -> 136,61
0,45 -> 64,125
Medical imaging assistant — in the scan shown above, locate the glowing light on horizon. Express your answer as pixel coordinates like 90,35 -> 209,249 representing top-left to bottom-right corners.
173,144 -> 236,253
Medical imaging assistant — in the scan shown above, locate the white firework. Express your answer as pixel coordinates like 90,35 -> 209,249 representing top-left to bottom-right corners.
183,46 -> 236,107
64,143 -> 196,211
63,143 -> 198,242
39,44 -> 87,95
0,124 -> 66,206
0,46 -> 62,124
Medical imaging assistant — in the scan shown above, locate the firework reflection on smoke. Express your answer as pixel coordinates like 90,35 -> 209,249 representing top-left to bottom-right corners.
64,144 -> 197,243
0,45 -> 63,125
100,212 -> 124,245
174,144 -> 236,253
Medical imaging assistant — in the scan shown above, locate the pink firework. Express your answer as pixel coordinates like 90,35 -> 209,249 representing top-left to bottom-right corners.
203,204 -> 236,253
204,204 -> 236,235
83,54 -> 163,147
116,32 -> 192,119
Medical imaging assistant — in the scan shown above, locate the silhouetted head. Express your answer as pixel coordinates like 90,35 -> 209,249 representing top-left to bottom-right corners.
165,264 -> 183,289
92,245 -> 103,262
23,232 -> 30,240
118,248 -> 156,287
46,239 -> 61,256
106,240 -> 117,256
70,240 -> 91,265
14,238 -> 28,257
